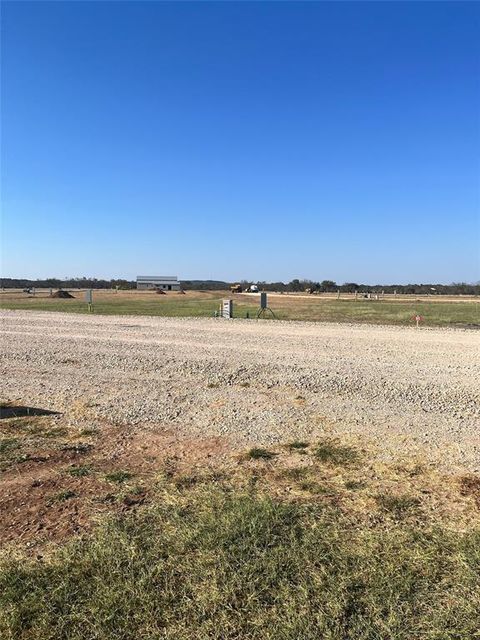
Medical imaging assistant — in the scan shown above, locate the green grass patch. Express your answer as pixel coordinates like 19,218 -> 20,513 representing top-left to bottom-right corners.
41,427 -> 68,439
286,440 -> 309,451
0,437 -> 23,471
314,441 -> 359,466
1,484 -> 479,639
246,448 -> 276,461
0,438 -> 20,455
345,480 -> 367,491
78,428 -> 98,437
105,471 -> 133,484
299,480 -> 330,495
174,475 -> 200,490
1,294 -> 478,327
47,490 -> 76,505
66,466 -> 92,478
281,467 -> 311,481
376,493 -> 421,518
61,443 -> 93,455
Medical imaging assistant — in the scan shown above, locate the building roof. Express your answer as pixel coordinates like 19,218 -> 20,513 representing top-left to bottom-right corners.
137,275 -> 178,282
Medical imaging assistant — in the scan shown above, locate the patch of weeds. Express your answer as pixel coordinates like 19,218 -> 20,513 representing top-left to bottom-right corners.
128,484 -> 146,496
286,441 -> 309,452
3,420 -> 67,440
408,464 -> 424,477
205,470 -> 228,483
459,475 -> 480,508
314,440 -> 359,466
1,417 -> 38,433
299,480 -> 329,495
206,382 -> 219,389
61,443 -> 93,455
174,475 -> 200,489
79,428 -> 98,437
26,425 -> 46,436
123,486 -> 147,507
0,438 -> 24,471
47,490 -> 76,505
161,457 -> 178,479
93,493 -> 117,504
395,463 -> 425,478
67,465 -> 92,478
281,467 -> 310,481
376,494 -> 420,518
13,453 -> 32,464
294,395 -> 305,401
246,448 -> 276,461
105,470 -> 133,484
0,437 -> 20,454
42,427 -> 68,439
239,382 -> 250,388
345,480 -> 367,491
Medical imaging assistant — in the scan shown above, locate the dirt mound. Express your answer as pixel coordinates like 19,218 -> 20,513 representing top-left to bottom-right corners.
154,288 -> 166,295
51,290 -> 75,299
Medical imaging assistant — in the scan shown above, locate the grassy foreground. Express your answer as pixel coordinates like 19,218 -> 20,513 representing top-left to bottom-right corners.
1,289 -> 479,327
1,478 -> 480,640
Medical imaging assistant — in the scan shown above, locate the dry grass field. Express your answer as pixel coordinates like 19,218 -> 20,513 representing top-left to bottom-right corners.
1,288 -> 479,327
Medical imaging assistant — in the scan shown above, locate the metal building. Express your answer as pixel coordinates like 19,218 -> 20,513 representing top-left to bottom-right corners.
136,276 -> 181,291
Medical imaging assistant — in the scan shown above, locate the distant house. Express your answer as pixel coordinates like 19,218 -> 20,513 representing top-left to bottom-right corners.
136,276 -> 181,291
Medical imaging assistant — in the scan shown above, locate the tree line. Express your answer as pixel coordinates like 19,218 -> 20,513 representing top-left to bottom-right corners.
1,277 -> 478,296
251,280 -> 480,295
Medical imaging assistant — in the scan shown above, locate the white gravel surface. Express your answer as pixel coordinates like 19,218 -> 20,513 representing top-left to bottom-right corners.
1,310 -> 479,470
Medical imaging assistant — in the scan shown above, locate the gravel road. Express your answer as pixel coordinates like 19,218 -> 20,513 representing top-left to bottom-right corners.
1,310 -> 479,470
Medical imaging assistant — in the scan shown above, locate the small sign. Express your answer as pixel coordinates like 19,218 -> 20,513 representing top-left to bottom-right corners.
413,314 -> 424,327
85,289 -> 93,304
260,292 -> 267,309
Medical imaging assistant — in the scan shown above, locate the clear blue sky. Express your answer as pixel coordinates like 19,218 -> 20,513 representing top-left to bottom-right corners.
1,1 -> 479,284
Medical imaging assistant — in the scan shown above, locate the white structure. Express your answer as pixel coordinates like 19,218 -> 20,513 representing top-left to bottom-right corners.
222,299 -> 233,318
136,276 -> 181,291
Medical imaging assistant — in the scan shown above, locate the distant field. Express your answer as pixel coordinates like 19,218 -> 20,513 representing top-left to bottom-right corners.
1,289 -> 479,327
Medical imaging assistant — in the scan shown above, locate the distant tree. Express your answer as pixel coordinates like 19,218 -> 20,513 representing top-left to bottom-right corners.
288,279 -> 302,292
342,283 -> 359,293
320,280 -> 337,292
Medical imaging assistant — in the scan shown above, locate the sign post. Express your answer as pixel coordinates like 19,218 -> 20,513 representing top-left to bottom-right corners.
413,314 -> 424,328
256,292 -> 276,319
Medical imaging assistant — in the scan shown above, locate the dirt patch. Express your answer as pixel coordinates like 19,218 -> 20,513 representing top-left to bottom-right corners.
51,290 -> 74,298
460,475 -> 480,508
0,413 -> 233,549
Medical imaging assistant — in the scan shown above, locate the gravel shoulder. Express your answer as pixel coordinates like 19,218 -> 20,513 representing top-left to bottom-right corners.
1,310 -> 479,471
